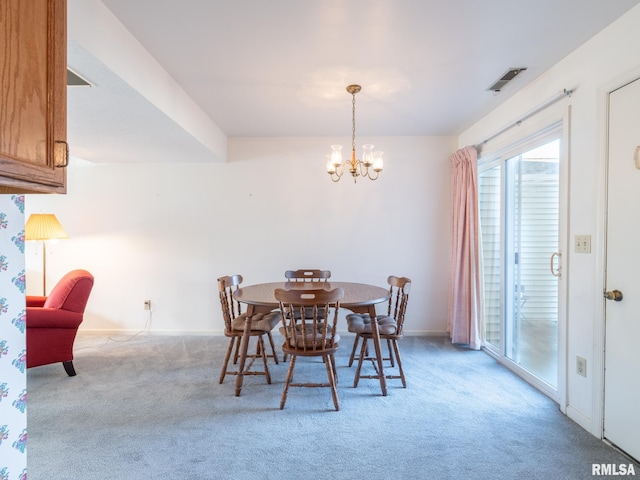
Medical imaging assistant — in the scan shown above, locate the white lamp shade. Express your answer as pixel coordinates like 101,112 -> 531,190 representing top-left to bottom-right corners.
25,214 -> 68,241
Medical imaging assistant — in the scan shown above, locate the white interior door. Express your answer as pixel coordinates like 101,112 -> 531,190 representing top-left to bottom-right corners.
604,77 -> 640,462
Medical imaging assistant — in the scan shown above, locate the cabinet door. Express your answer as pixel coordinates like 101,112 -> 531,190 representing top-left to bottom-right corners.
0,0 -> 67,193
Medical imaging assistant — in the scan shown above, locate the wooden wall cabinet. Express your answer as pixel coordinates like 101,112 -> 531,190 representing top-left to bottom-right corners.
0,0 -> 67,194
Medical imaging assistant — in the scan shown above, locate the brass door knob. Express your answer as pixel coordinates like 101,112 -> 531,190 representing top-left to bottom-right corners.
604,290 -> 623,302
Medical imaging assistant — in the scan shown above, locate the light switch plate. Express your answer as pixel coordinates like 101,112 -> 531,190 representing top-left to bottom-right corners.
575,235 -> 591,254
576,356 -> 587,377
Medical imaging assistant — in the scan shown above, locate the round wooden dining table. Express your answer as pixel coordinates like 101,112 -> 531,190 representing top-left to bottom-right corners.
233,281 -> 391,397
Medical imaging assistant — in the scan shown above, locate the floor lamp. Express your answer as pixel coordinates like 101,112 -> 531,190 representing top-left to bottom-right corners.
25,213 -> 68,296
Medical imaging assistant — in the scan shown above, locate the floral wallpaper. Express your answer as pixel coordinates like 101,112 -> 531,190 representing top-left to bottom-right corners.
0,195 -> 28,480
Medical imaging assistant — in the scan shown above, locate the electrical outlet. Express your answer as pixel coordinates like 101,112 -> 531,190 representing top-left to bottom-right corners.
575,235 -> 591,254
144,300 -> 151,310
576,356 -> 587,377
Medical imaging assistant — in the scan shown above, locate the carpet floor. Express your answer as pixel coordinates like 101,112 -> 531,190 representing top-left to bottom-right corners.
26,334 -> 638,480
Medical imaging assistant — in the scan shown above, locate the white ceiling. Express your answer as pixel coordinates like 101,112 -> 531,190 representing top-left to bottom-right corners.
66,0 -> 640,164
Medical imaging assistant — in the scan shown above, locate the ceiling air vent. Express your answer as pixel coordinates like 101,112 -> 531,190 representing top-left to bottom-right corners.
67,68 -> 91,87
487,67 -> 527,93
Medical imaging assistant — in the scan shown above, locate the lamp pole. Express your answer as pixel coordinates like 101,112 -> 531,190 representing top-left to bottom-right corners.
42,240 -> 47,296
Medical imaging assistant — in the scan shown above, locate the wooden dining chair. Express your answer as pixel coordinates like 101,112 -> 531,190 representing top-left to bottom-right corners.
275,287 -> 344,411
217,275 -> 280,385
346,276 -> 411,388
284,269 -> 331,282
282,269 -> 332,361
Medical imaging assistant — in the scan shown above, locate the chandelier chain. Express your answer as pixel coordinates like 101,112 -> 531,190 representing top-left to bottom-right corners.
352,92 -> 356,152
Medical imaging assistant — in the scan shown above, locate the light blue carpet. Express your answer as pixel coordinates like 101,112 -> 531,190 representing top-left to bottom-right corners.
26,334 -> 637,480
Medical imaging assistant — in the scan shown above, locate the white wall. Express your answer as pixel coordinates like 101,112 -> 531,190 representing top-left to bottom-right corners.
459,5 -> 640,436
24,136 -> 456,336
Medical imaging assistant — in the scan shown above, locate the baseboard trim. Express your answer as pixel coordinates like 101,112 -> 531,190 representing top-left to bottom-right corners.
405,330 -> 449,337
78,329 -> 225,336
78,328 -> 450,337
566,405 -> 597,436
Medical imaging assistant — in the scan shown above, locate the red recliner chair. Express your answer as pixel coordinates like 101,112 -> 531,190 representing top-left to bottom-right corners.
26,269 -> 95,376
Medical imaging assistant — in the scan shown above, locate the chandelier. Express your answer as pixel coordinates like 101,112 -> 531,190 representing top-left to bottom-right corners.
326,84 -> 383,183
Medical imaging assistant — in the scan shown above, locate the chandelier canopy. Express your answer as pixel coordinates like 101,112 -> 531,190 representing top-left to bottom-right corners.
326,85 -> 383,183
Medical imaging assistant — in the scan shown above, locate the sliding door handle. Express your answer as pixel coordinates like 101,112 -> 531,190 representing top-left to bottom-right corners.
550,252 -> 561,277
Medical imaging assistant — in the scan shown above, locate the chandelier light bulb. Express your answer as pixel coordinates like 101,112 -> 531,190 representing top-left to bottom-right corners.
330,145 -> 343,166
362,144 -> 374,167
326,154 -> 336,174
372,151 -> 384,172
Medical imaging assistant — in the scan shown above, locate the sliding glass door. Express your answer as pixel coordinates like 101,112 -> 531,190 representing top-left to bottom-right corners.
479,137 -> 560,390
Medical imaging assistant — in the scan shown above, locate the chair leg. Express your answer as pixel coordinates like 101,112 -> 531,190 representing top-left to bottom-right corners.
353,338 -> 368,388
280,355 -> 296,410
266,331 -> 279,364
391,340 -> 406,388
219,337 -> 236,384
329,353 -> 338,384
258,336 -> 271,384
325,354 -> 340,411
232,336 -> 240,364
348,334 -> 360,367
386,338 -> 395,367
63,361 -> 76,377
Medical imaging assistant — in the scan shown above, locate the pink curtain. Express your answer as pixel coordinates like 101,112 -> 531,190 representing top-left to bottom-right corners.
448,146 -> 481,350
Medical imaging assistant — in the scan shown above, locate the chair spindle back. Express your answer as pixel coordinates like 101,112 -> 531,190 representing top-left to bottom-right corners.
275,288 -> 343,352
217,274 -> 244,332
386,276 -> 411,335
284,269 -> 331,282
